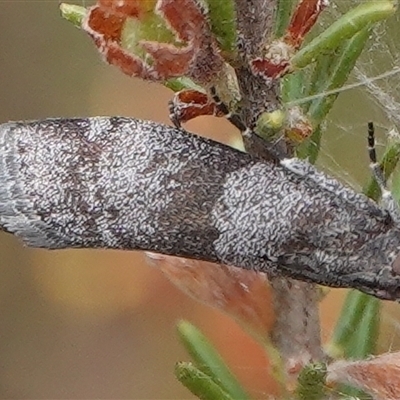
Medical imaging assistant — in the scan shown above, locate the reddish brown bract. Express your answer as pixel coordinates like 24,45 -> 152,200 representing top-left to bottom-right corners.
81,0 -> 328,133
327,352 -> 400,400
169,89 -> 225,127
82,0 -> 224,84
146,253 -> 274,340
286,0 -> 328,48
251,0 -> 328,79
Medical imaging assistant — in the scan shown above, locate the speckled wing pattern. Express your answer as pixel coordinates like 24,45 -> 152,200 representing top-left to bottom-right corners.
1,117 -> 400,300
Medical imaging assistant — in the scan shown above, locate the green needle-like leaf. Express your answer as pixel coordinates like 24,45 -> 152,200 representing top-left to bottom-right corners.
274,0 -> 295,38
205,0 -> 237,55
177,320 -> 249,400
60,3 -> 87,27
329,291 -> 380,398
307,28 -> 371,126
296,27 -> 371,161
364,139 -> 400,200
175,362 -> 234,400
391,168 -> 400,204
338,295 -> 380,398
282,70 -> 308,104
348,296 -> 380,359
330,290 -> 369,353
291,0 -> 397,70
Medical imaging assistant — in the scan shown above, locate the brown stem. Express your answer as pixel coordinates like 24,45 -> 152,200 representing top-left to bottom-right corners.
233,0 -> 323,375
269,278 -> 324,372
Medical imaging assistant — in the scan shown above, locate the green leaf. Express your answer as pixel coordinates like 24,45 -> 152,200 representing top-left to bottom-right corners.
391,167 -> 400,203
330,292 -> 380,398
122,13 -> 176,59
204,0 -> 237,54
165,77 -> 205,93
363,138 -> 400,201
282,69 -> 308,104
330,290 -> 369,353
307,28 -> 370,126
175,362 -> 234,400
274,0 -> 295,38
291,0 -> 397,70
295,363 -> 327,400
177,320 -> 249,400
60,2 -> 179,59
60,3 -> 87,27
348,296 -> 380,359
296,27 -> 371,161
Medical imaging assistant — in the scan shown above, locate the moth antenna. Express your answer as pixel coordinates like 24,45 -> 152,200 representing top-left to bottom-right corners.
368,122 -> 387,190
368,121 -> 400,224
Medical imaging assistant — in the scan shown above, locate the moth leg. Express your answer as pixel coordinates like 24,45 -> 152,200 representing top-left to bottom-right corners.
210,86 -> 286,162
168,99 -> 182,129
168,89 -> 225,129
368,121 -> 400,223
209,86 -> 247,132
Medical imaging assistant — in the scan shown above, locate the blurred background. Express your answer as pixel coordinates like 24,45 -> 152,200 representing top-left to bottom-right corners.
0,1 -> 400,399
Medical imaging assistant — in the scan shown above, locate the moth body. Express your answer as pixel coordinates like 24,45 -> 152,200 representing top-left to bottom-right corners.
0,117 -> 400,300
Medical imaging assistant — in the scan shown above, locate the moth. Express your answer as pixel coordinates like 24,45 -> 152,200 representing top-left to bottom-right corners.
0,117 -> 400,301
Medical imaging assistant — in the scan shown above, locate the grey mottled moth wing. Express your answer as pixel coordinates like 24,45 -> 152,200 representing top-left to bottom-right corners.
1,116 -> 400,300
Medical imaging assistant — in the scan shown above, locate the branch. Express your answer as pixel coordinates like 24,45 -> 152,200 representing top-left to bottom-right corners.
233,0 -> 321,371
269,278 -> 323,370
233,0 -> 282,133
